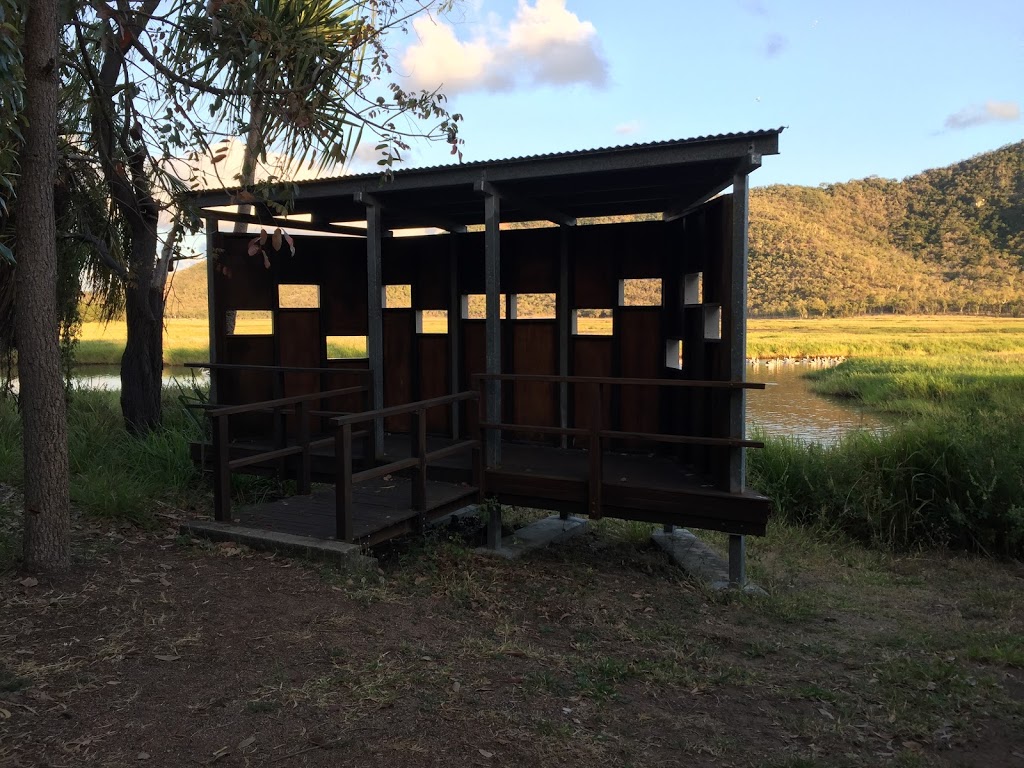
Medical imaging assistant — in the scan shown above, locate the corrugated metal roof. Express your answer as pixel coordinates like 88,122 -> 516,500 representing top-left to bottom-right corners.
210,128 -> 785,192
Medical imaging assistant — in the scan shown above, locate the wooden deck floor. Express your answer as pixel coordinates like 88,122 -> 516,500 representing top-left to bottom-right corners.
235,475 -> 478,546
195,432 -> 769,542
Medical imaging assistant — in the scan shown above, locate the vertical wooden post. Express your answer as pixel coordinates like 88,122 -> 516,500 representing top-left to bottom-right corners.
448,236 -> 462,438
728,162 -> 755,586
412,409 -> 427,512
212,414 -> 232,523
588,383 -> 603,519
273,371 -> 286,480
728,170 -> 750,494
296,400 -> 311,496
335,422 -> 354,542
365,200 -> 385,461
557,227 -> 570,450
484,191 -> 501,467
205,220 -> 220,405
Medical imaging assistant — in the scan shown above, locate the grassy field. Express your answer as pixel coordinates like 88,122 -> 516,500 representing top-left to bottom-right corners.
73,314 -> 1024,366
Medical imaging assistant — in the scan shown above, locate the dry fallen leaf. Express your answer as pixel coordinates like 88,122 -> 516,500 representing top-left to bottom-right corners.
136,752 -> 151,761
478,749 -> 493,759
237,736 -> 256,750
20,577 -> 38,588
154,654 -> 180,662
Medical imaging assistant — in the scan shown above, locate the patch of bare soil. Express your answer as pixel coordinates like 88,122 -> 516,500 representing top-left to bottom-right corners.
1,513 -> 1022,768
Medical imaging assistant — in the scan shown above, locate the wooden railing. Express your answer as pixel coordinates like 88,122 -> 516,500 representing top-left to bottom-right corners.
206,385 -> 369,523
472,374 -> 765,518
331,392 -> 482,542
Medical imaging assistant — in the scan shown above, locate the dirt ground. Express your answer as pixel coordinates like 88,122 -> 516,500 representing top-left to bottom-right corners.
1,507 -> 1022,768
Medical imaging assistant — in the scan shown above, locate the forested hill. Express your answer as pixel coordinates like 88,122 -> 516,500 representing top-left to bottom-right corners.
163,141 -> 1024,319
748,140 -> 1024,316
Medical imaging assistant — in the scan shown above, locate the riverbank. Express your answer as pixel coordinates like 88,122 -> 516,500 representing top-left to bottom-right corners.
65,315 -> 1024,366
752,351 -> 1024,557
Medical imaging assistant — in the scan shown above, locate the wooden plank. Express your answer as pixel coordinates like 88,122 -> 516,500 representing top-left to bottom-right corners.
336,424 -> 354,541
510,321 -> 559,439
322,246 -> 368,335
616,307 -> 662,440
418,334 -> 450,432
570,337 -> 613,446
383,309 -> 416,432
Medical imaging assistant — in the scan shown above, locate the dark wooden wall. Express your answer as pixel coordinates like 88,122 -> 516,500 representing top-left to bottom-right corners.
209,197 -> 736,481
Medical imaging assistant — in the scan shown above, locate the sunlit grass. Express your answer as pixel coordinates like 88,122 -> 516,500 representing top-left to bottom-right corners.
72,315 -> 1024,366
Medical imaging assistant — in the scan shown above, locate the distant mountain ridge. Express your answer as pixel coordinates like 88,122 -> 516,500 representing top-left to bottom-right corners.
748,141 -> 1024,316
161,141 -> 1024,319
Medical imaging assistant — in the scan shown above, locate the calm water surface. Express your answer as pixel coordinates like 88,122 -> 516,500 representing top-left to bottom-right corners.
14,363 -> 885,444
746,362 -> 887,443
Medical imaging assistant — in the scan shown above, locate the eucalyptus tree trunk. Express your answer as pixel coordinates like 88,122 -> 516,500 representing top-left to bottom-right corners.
89,0 -> 165,433
15,0 -> 70,573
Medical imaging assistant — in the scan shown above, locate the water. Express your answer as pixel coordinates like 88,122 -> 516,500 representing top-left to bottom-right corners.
746,361 -> 887,443
10,363 -> 885,444
69,365 -> 207,391
6,366 -> 207,394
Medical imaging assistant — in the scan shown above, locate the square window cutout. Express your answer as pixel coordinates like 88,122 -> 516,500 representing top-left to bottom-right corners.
278,284 -> 319,308
572,310 -> 613,336
229,310 -> 273,335
384,285 -> 412,308
326,336 -> 368,359
417,310 -> 448,334
703,305 -> 722,340
619,278 -> 662,307
461,294 -> 508,319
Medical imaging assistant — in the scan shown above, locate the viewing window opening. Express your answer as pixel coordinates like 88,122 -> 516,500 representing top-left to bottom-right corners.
383,285 -> 412,308
326,336 -> 368,359
461,294 -> 508,319
619,278 -> 662,307
278,284 -> 320,309
573,310 -> 613,336
684,273 -> 703,305
665,339 -> 683,369
228,310 -> 273,335
703,305 -> 722,340
417,310 -> 448,334
511,293 -> 556,319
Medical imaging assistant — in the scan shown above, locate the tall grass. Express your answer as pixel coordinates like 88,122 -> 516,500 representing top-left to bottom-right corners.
750,355 -> 1024,557
0,388 -> 207,526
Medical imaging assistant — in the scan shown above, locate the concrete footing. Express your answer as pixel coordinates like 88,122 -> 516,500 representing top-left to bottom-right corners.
651,528 -> 765,594
180,520 -> 378,570
475,514 -> 588,560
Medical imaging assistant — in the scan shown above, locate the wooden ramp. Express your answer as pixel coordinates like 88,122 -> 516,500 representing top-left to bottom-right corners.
235,476 -> 478,547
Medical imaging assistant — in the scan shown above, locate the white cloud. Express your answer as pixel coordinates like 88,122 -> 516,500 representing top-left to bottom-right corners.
944,100 -> 1020,130
614,120 -> 641,135
401,0 -> 608,95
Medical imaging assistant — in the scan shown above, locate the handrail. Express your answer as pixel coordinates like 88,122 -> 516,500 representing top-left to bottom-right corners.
472,373 -> 765,390
207,384 -> 370,523
477,421 -> 763,449
185,362 -> 373,377
333,390 -> 483,542
207,386 -> 366,417
332,391 -> 479,427
474,374 -> 761,520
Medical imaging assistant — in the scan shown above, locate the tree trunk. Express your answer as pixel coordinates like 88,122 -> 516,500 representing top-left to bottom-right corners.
15,0 -> 71,573
120,227 -> 163,433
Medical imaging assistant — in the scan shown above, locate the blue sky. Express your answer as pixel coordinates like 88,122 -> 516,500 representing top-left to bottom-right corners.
377,0 -> 1024,187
